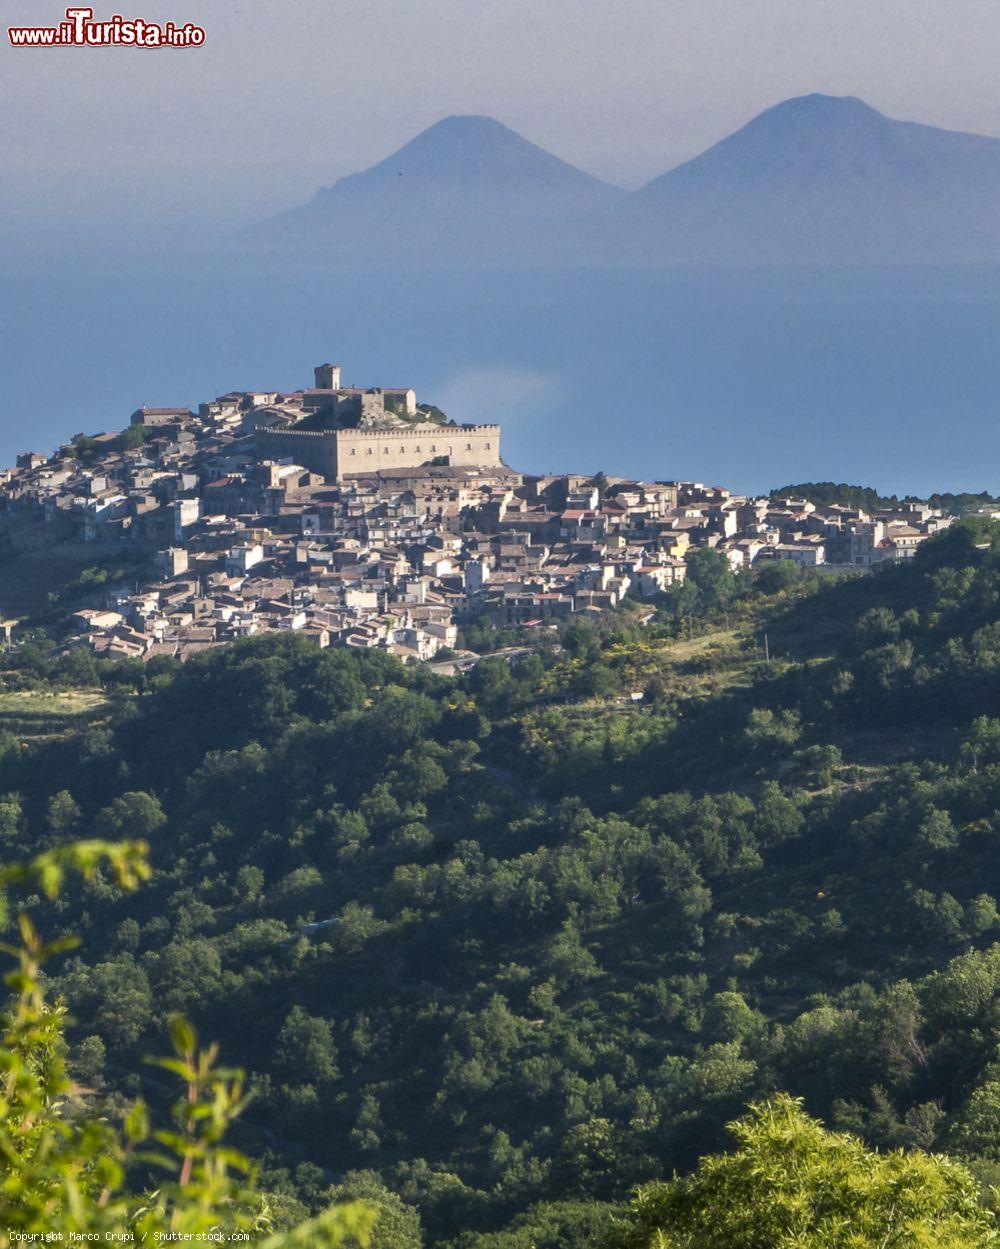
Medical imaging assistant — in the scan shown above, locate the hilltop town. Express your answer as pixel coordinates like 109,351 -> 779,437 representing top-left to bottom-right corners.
0,361 -> 958,665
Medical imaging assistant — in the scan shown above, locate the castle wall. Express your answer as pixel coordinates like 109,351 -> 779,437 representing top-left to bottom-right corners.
254,428 -> 339,479
256,423 -> 501,482
337,424 -> 501,477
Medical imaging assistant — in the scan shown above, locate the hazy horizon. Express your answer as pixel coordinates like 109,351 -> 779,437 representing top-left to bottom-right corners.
6,93 -> 1000,244
4,257 -> 1000,500
4,0 -> 1000,498
6,0 -> 1000,232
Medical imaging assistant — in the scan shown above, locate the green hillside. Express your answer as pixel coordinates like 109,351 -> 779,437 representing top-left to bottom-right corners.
5,522 -> 1000,1242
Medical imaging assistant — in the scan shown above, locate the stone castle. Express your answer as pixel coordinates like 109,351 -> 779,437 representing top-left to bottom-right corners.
255,363 -> 502,482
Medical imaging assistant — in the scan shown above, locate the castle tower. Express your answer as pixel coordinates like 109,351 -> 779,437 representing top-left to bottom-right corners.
314,363 -> 341,390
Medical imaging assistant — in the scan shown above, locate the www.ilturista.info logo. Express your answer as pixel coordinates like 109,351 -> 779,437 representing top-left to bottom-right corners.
9,6 -> 205,46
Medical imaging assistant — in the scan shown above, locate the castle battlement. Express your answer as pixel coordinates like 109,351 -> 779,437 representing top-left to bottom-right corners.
337,422 -> 500,439
252,422 -> 500,441
252,426 -> 327,438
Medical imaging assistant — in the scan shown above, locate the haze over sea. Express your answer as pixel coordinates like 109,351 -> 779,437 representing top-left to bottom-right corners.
5,93 -> 1000,498
6,245 -> 999,499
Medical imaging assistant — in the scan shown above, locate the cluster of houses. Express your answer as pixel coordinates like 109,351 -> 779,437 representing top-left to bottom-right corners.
0,363 -> 956,664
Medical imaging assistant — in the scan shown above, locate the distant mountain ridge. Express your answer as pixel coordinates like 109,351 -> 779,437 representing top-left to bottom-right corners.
260,96 -> 1000,265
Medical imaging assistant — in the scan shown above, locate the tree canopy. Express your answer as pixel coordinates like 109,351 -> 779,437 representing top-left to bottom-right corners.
607,1096 -> 997,1248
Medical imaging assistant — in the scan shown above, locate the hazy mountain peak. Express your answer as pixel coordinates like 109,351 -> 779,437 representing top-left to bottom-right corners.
323,113 -> 619,196
350,113 -> 544,174
758,92 -> 881,119
716,93 -> 900,154
419,113 -> 516,134
263,113 -> 622,259
629,91 -> 1000,262
646,93 -> 898,187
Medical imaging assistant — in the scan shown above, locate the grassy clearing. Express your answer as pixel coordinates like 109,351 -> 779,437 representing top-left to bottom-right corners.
0,689 -> 109,738
605,627 -> 769,705
658,628 -> 742,662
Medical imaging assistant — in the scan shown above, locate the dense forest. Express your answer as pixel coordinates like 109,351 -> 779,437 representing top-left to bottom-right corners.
7,522 -> 1000,1243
